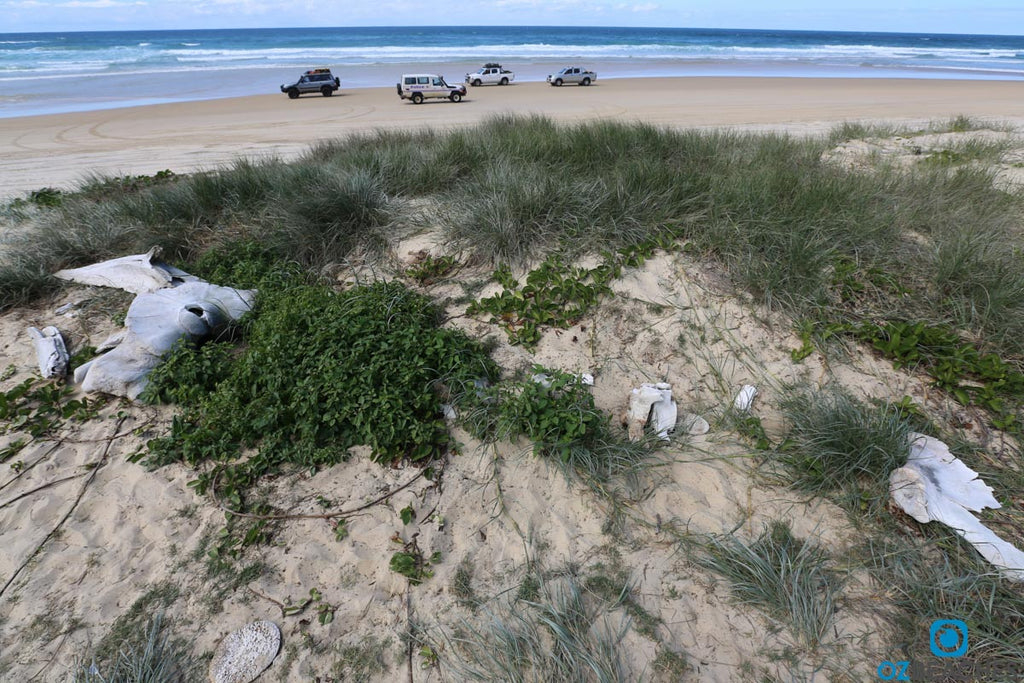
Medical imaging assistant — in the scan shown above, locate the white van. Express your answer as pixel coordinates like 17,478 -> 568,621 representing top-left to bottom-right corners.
397,74 -> 467,104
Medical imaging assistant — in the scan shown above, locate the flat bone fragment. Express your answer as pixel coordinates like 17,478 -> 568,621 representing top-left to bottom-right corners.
54,246 -> 198,294
734,384 -> 757,411
27,326 -> 69,378
76,281 -> 254,399
209,620 -> 281,683
680,412 -> 710,436
890,433 -> 1024,581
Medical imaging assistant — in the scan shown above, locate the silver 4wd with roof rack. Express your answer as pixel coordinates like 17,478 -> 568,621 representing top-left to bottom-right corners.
281,68 -> 340,98
465,63 -> 515,86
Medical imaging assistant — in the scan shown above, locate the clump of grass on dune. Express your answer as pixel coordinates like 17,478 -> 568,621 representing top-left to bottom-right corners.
436,566 -> 633,682
72,613 -> 193,683
0,157 -> 391,309
695,520 -> 843,650
774,387 -> 911,515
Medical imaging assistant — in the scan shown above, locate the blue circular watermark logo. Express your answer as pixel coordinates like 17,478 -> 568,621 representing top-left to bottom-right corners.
929,619 -> 969,658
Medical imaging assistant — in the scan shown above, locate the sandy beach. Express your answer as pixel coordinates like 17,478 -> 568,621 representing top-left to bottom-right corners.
3,76 -> 1024,200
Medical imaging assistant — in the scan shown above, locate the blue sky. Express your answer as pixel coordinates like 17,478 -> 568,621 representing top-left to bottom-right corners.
1,0 -> 1022,35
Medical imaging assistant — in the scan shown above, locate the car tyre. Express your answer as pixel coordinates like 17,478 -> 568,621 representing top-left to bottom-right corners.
287,88 -> 300,99
472,79 -> 482,87
321,86 -> 333,97
411,92 -> 423,104
500,77 -> 509,85
581,77 -> 591,86
450,92 -> 462,103
554,78 -> 563,86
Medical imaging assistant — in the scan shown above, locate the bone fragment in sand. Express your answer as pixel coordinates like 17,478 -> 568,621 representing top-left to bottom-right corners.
626,382 -> 677,441
73,281 -> 254,399
890,433 -> 1024,581
734,384 -> 757,411
54,246 -> 198,294
27,325 -> 69,378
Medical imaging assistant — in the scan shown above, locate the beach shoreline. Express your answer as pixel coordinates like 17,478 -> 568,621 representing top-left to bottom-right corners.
2,75 -> 1024,199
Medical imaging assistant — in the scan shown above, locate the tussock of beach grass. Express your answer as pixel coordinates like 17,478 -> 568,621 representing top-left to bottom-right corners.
775,387 -> 913,514
2,113 -> 1024,681
695,521 -> 843,650
71,613 -> 195,683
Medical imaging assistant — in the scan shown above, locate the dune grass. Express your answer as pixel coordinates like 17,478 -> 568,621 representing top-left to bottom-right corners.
0,158 -> 392,308
775,387 -> 913,514
861,529 -> 1024,679
72,613 -> 192,683
696,521 -> 843,650
437,566 -> 634,682
5,114 -> 1022,362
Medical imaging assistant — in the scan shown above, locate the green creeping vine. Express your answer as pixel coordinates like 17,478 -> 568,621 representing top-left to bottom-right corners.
405,254 -> 458,286
798,317 -> 1024,431
389,537 -> 440,586
460,366 -> 655,488
1,378 -> 102,463
462,366 -> 606,462
467,257 -> 618,348
143,279 -> 498,503
468,236 -> 678,349
856,320 -> 1024,430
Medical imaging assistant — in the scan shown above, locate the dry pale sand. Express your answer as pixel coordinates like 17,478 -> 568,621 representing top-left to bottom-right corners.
3,76 -> 1024,199
1,77 -> 1023,682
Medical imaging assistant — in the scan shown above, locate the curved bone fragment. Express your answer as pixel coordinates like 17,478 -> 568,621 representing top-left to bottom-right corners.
650,383 -> 677,440
54,246 -> 198,294
77,281 -> 255,399
734,384 -> 757,411
890,433 -> 1024,581
27,326 -> 69,378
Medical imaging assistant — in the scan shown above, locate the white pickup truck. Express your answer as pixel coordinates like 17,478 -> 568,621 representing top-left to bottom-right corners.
465,63 -> 515,86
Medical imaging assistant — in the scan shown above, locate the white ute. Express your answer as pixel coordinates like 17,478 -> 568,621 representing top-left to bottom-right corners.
465,63 -> 515,86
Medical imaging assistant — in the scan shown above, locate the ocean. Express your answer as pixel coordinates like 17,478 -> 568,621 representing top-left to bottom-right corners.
2,26 -> 1023,118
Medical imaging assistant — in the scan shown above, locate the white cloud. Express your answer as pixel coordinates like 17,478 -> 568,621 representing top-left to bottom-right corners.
57,0 -> 143,7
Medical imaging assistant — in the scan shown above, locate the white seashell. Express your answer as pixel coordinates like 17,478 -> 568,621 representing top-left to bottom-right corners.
208,620 -> 281,683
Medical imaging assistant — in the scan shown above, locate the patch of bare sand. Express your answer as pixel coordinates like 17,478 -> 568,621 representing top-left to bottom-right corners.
823,124 -> 1024,190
